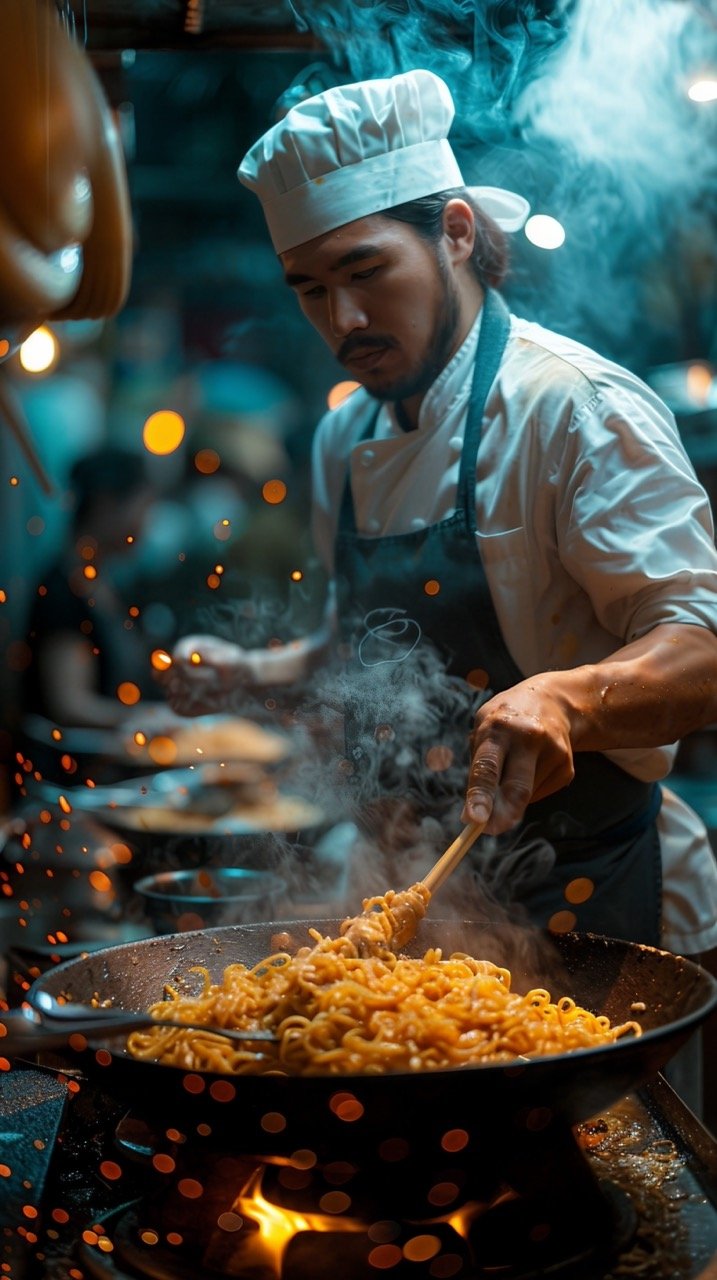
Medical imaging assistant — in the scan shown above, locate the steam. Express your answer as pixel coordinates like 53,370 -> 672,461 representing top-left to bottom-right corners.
283,0 -> 717,364
291,0 -> 573,128
176,0 -> 717,914
509,0 -> 717,350
186,587 -> 562,932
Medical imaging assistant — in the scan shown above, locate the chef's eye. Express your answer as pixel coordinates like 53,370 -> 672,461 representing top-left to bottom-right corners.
352,266 -> 378,281
302,284 -> 326,299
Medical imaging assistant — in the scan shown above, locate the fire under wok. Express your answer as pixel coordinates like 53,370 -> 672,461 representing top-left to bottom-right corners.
27,919 -> 717,1171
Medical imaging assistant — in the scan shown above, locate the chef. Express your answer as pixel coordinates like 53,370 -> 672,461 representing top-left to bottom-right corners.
170,69 -> 717,968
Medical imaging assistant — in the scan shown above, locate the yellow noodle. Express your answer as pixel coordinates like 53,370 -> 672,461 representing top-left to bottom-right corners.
127,883 -> 641,1075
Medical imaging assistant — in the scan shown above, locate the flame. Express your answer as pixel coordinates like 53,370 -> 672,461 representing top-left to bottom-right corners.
228,1168 -> 365,1275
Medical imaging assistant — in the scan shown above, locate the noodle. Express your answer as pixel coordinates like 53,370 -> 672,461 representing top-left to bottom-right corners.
339,882 -> 431,954
126,883 -> 642,1076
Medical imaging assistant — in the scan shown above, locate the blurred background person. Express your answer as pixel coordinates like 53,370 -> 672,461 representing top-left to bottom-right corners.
23,444 -> 159,729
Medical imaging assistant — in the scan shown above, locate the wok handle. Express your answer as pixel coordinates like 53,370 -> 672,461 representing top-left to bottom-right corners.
422,822 -> 485,895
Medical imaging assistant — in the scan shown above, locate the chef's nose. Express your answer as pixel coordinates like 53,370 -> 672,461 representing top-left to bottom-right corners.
328,287 -> 368,337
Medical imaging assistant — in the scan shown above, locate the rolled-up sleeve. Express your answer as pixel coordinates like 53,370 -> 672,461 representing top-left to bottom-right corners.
556,386 -> 717,642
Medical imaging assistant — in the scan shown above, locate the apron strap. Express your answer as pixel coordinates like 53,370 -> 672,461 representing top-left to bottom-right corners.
338,398 -> 378,535
338,287 -> 512,538
458,288 -> 511,529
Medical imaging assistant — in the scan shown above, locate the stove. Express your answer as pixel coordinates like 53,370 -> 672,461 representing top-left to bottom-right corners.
3,1065 -> 716,1280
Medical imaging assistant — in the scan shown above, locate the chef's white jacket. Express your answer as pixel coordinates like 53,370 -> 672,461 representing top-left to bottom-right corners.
311,308 -> 717,955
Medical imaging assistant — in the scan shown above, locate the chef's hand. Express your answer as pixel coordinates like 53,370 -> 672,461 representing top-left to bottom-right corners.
462,677 -> 575,834
164,634 -> 259,716
462,624 -> 717,833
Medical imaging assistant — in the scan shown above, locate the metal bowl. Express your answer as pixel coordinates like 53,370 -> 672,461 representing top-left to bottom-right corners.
133,866 -> 287,934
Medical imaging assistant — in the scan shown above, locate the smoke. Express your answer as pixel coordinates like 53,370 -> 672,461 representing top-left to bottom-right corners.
291,0 -> 574,132
283,0 -> 717,365
171,0 -> 717,918
508,0 -> 717,352
186,583 -> 562,931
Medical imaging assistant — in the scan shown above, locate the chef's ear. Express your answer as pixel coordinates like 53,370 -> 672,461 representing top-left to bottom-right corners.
441,198 -> 476,267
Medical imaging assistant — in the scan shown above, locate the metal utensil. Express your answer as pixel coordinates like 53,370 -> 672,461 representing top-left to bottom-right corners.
1,993 -> 278,1059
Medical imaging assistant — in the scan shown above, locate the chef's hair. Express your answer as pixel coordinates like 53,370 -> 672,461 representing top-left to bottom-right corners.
382,187 -> 509,289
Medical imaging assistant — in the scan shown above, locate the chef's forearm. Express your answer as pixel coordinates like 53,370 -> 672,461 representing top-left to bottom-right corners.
546,622 -> 717,751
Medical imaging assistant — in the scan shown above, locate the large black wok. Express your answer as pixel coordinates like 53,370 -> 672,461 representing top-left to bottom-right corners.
28,919 -> 717,1173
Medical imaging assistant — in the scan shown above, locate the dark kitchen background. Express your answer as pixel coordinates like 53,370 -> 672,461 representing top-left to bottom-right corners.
2,6 -> 717,1280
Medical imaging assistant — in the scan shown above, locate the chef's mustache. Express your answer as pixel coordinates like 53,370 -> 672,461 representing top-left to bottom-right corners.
337,333 -> 397,364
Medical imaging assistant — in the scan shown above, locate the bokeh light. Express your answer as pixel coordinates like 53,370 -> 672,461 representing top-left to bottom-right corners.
524,214 -> 566,250
19,326 -> 58,374
327,380 -> 361,409
564,877 -> 594,904
194,448 -> 221,474
262,479 -> 287,505
143,409 -> 186,455
147,736 -> 178,766
688,78 -> 717,102
548,909 -> 577,933
116,682 -> 141,706
685,362 -> 714,406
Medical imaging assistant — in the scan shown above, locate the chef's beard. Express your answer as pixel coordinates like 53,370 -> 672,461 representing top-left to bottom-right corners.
344,252 -> 462,406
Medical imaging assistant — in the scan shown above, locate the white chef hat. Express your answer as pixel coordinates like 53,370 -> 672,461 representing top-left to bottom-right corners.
238,69 -> 529,254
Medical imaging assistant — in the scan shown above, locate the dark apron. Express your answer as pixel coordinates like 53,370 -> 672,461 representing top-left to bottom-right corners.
334,289 -> 662,947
